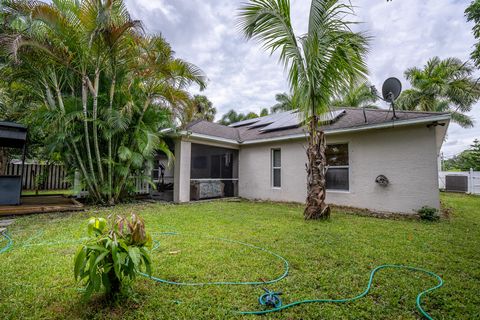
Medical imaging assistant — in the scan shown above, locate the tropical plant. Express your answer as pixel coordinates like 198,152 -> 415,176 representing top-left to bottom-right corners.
218,109 -> 258,125
331,82 -> 378,109
396,57 -> 480,128
466,0 -> 480,68
0,0 -> 206,204
270,92 -> 296,113
74,214 -> 152,299
239,0 -> 369,219
178,94 -> 216,127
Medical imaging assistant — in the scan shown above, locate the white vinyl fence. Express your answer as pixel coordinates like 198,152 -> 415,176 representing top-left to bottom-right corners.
439,169 -> 480,195
73,171 -> 150,198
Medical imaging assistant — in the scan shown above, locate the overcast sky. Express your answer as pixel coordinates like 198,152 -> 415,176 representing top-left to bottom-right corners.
124,0 -> 479,158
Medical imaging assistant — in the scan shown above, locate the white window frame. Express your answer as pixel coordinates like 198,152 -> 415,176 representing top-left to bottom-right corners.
326,143 -> 350,193
271,148 -> 281,189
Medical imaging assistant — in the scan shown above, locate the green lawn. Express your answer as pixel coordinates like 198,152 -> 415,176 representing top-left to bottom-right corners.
0,193 -> 479,319
21,189 -> 73,196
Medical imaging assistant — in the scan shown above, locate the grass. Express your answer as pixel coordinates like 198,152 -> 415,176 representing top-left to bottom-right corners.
21,189 -> 73,196
0,193 -> 479,319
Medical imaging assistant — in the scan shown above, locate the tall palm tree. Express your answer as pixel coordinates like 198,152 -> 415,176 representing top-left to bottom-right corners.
270,92 -> 296,113
396,57 -> 480,128
331,82 -> 379,109
1,0 -> 205,203
178,94 -> 216,127
239,0 -> 369,219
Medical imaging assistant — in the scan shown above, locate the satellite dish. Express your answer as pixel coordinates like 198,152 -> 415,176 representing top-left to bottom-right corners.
382,77 -> 402,103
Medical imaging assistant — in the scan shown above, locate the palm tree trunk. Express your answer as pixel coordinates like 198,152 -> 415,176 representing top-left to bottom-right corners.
68,140 -> 102,202
91,69 -> 105,183
81,75 -> 98,192
108,76 -> 116,205
113,97 -> 151,202
304,116 -> 330,220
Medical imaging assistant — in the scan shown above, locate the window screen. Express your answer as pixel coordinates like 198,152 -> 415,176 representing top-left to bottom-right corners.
326,144 -> 349,191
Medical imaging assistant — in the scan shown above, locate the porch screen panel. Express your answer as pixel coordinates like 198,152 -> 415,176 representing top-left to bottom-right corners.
190,144 -> 238,199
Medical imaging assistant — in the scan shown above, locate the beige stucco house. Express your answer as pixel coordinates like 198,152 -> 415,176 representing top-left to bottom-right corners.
155,108 -> 449,215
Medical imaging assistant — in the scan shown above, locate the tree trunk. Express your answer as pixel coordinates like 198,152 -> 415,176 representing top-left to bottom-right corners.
304,117 -> 330,220
81,75 -> 98,190
108,76 -> 116,205
91,69 -> 105,183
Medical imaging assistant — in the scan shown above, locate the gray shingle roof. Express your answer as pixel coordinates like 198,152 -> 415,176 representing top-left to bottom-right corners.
185,108 -> 449,143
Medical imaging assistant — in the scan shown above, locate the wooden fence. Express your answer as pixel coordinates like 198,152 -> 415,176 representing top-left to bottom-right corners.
4,163 -> 69,190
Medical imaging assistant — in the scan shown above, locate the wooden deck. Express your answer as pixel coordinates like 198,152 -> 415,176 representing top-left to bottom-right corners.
0,195 -> 83,216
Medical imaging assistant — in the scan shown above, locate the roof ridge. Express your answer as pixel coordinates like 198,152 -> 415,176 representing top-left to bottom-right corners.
340,107 -> 449,115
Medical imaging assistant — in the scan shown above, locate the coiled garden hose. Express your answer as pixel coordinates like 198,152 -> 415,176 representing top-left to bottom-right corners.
239,264 -> 443,320
0,230 -> 443,319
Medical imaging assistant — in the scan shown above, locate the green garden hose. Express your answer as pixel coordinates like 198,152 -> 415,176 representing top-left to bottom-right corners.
239,264 -> 443,320
0,230 -> 443,319
140,232 -> 290,286
0,231 -> 13,254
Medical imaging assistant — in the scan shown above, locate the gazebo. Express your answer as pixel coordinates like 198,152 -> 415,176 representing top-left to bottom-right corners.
0,121 -> 27,205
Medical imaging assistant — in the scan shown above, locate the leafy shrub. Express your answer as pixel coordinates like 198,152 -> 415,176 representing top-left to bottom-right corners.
74,214 -> 152,299
418,206 -> 440,221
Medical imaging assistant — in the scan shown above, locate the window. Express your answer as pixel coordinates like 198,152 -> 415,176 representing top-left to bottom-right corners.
326,144 -> 349,191
272,149 -> 281,188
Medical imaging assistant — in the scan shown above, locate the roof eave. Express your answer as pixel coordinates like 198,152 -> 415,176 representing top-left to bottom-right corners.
241,114 -> 451,145
171,114 -> 451,146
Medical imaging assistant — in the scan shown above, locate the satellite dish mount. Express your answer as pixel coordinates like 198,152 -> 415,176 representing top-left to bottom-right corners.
371,77 -> 402,119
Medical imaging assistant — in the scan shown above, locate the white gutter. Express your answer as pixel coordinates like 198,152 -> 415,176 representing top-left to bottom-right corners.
173,114 -> 451,146
179,130 -> 239,145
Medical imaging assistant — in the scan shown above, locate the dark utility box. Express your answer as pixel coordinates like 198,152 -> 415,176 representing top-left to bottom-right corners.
0,176 -> 22,205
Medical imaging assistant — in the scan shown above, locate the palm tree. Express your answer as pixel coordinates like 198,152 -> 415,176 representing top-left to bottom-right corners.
178,94 -> 216,127
218,109 -> 259,125
270,92 -> 296,113
1,0 -> 205,203
239,0 -> 369,219
331,82 -> 379,109
396,57 -> 480,128
193,95 -> 216,121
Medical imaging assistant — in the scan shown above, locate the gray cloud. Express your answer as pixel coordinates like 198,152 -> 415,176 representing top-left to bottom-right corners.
125,0 -> 479,157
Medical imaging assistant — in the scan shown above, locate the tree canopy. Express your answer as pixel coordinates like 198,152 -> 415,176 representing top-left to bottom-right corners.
466,0 -> 480,67
218,109 -> 259,125
0,0 -> 206,203
331,82 -> 378,109
270,92 -> 296,113
396,57 -> 480,128
178,94 -> 216,127
443,139 -> 480,171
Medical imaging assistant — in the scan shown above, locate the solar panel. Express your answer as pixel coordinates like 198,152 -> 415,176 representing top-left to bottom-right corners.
319,109 -> 346,123
258,109 -> 345,132
259,111 -> 302,132
229,118 -> 261,127
247,110 -> 295,128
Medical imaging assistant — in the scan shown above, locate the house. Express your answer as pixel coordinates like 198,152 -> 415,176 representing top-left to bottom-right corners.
157,108 -> 449,215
